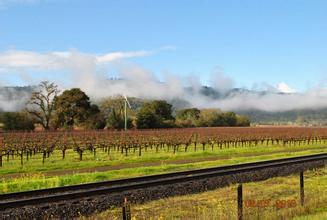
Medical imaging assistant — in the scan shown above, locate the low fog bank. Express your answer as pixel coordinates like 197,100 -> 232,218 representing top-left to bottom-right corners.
0,50 -> 326,112
0,87 -> 34,112
1,80 -> 327,113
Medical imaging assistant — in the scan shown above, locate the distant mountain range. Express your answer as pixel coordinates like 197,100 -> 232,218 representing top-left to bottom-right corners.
0,85 -> 326,125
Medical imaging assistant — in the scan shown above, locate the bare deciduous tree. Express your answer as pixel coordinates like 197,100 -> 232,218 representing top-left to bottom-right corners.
26,81 -> 60,130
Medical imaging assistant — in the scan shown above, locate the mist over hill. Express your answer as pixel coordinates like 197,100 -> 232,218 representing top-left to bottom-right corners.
0,86 -> 34,112
1,84 -> 326,125
236,109 -> 327,126
174,87 -> 327,125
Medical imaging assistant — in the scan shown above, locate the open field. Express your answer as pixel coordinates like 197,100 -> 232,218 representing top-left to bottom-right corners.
1,141 -> 327,176
1,127 -> 327,194
86,167 -> 327,220
1,154 -> 325,219
1,127 -> 327,173
0,145 -> 326,194
0,127 -> 326,220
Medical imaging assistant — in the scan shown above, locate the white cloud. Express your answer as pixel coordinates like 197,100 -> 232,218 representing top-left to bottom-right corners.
276,82 -> 296,94
0,50 -> 59,69
0,49 -> 156,70
96,50 -> 151,63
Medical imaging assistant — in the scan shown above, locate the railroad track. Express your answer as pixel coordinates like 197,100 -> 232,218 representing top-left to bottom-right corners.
0,153 -> 326,211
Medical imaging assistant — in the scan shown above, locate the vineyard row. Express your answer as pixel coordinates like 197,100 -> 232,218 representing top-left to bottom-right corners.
1,127 -> 327,167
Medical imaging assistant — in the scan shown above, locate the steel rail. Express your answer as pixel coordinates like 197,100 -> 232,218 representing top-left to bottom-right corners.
0,153 -> 326,211
1,152 -> 325,200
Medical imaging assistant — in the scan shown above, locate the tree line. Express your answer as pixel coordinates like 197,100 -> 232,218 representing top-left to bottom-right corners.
0,81 -> 250,131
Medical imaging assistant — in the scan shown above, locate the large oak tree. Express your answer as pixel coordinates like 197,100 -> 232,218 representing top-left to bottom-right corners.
136,100 -> 174,129
26,81 -> 59,130
54,88 -> 93,128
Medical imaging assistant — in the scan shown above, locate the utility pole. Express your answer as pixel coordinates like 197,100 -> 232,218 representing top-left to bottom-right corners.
124,99 -> 127,131
123,95 -> 131,131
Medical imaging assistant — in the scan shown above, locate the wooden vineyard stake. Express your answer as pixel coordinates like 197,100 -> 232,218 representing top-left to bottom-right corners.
122,197 -> 131,220
300,171 -> 304,206
237,184 -> 243,220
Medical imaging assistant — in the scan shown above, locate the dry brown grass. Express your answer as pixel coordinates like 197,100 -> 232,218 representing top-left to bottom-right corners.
86,167 -> 327,220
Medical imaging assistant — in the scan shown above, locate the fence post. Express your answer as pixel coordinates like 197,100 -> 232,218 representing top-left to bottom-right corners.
237,184 -> 243,220
122,197 -> 131,220
300,171 -> 304,206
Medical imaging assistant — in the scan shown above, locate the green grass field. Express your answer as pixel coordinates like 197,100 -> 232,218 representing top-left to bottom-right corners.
1,143 -> 327,175
0,141 -> 326,219
87,167 -> 327,220
0,143 -> 326,194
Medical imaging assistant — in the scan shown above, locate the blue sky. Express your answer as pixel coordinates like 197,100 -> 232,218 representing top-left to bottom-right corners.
0,0 -> 327,91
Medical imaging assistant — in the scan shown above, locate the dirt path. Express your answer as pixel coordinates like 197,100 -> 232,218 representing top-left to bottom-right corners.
2,147 -> 326,180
